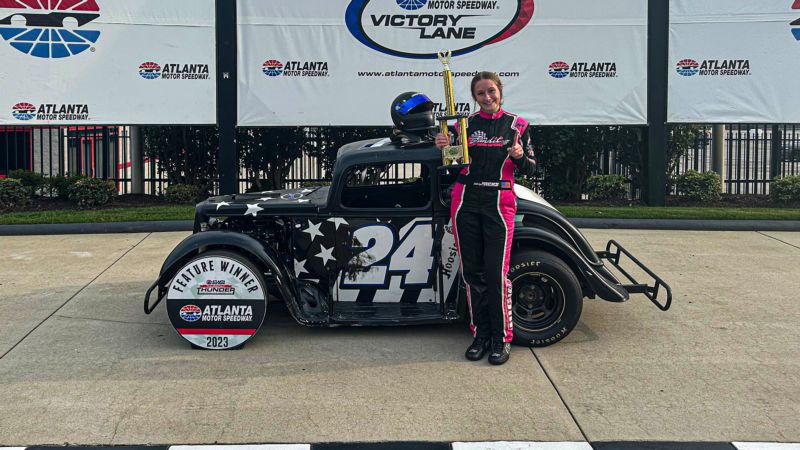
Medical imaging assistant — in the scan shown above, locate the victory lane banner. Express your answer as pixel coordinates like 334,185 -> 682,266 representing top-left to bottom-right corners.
0,0 -> 216,125
237,0 -> 648,126
668,0 -> 800,123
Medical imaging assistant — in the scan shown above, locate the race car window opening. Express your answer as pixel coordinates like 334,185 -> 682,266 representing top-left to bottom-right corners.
341,163 -> 430,209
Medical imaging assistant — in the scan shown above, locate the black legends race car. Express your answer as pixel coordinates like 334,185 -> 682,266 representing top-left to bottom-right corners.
144,137 -> 672,350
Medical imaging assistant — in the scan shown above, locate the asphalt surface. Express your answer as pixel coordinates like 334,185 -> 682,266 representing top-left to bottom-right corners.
0,229 -> 798,445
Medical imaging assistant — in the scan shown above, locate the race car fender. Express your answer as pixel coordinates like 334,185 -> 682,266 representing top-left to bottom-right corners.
150,231 -> 302,318
512,227 -> 629,302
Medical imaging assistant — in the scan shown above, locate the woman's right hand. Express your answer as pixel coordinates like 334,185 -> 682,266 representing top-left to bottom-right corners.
435,133 -> 449,150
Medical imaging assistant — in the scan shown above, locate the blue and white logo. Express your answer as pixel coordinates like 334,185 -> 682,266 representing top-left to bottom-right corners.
396,0 -> 427,11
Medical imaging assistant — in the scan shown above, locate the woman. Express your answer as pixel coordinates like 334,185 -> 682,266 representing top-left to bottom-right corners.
435,71 -> 536,365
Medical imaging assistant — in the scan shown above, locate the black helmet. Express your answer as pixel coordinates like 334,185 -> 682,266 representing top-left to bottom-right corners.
391,92 -> 435,134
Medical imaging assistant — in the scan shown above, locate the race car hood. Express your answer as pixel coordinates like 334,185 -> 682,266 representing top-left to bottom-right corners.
196,186 -> 329,217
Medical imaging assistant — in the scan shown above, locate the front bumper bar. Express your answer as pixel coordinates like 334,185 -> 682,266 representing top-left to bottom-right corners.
597,240 -> 673,311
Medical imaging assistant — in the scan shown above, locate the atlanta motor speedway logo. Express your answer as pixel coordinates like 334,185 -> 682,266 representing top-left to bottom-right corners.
0,0 -> 100,59
548,60 -> 617,78
12,102 -> 89,121
11,102 -> 35,120
262,59 -> 329,77
345,0 -> 534,59
676,58 -> 751,77
138,61 -> 210,80
792,0 -> 800,41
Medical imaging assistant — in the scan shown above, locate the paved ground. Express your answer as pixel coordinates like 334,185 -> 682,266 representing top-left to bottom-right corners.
0,230 -> 798,445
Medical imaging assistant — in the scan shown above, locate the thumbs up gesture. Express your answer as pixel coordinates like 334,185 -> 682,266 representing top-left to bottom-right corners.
508,131 -> 523,159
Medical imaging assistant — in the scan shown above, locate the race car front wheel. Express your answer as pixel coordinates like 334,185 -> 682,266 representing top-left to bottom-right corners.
165,250 -> 268,350
507,249 -> 582,347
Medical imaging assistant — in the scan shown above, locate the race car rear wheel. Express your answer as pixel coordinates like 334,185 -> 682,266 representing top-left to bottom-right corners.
508,249 -> 582,347
165,250 -> 268,350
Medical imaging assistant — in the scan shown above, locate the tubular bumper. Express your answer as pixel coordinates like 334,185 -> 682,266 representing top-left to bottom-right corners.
597,240 -> 673,311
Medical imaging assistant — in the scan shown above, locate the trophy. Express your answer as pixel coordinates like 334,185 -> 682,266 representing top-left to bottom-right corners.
437,50 -> 470,165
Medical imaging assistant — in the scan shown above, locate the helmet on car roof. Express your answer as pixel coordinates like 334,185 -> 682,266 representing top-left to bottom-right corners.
390,92 -> 435,134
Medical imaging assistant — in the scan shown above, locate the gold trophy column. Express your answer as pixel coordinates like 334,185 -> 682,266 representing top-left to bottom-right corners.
437,50 -> 470,165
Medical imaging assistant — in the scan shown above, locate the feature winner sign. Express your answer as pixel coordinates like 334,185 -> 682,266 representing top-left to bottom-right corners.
669,0 -> 800,123
0,0 -> 216,125
166,254 -> 267,350
237,0 -> 648,126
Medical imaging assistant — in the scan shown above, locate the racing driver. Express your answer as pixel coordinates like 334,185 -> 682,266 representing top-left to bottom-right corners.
435,71 -> 537,365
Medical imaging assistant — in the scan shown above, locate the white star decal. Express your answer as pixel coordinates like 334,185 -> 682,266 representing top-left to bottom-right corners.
294,258 -> 309,276
327,217 -> 349,230
244,203 -> 264,217
214,201 -> 230,211
257,197 -> 274,202
315,244 -> 335,266
300,188 -> 314,194
303,220 -> 324,241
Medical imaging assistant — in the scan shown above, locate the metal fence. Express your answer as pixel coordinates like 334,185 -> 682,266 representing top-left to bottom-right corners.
678,124 -> 800,195
2,124 -> 799,197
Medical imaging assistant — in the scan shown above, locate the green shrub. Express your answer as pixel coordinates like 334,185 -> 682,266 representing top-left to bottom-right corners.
41,174 -> 87,199
67,178 -> 116,207
165,183 -> 205,204
301,181 -> 332,187
8,169 -> 45,196
514,176 -> 536,190
0,178 -> 31,210
586,174 -> 628,201
674,170 -> 721,202
770,176 -> 800,203
44,175 -> 68,198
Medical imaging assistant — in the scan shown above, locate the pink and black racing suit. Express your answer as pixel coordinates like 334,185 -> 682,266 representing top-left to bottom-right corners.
450,109 -> 536,343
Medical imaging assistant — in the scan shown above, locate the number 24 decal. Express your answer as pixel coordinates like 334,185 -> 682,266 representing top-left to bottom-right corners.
341,221 -> 435,288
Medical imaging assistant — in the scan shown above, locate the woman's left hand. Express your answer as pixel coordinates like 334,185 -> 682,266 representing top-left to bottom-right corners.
508,133 -> 523,159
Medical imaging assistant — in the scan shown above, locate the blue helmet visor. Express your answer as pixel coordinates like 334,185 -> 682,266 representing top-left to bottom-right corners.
395,94 -> 432,115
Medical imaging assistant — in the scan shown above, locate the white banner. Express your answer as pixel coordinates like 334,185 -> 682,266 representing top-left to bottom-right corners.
668,0 -> 800,123
0,0 -> 216,125
238,0 -> 648,126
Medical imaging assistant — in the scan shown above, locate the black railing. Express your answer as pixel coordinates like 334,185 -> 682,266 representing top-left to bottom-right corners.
2,124 -> 799,197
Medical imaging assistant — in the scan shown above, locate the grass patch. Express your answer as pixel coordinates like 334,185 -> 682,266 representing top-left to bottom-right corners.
0,205 -> 195,225
1,204 -> 799,225
557,206 -> 800,221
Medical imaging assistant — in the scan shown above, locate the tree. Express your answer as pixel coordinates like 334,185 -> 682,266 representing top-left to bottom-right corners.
237,127 -> 307,191
142,126 -> 218,194
532,126 -> 641,201
304,127 -> 392,178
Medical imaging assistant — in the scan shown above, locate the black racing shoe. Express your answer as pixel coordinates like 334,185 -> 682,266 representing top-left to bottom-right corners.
488,340 -> 511,365
465,337 -> 491,361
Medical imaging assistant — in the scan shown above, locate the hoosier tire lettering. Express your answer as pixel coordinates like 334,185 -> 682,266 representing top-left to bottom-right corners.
507,249 -> 583,347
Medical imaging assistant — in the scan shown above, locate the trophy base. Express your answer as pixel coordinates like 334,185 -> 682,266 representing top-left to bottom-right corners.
442,145 -> 464,165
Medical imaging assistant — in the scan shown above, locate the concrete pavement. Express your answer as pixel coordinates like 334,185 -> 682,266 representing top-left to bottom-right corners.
0,230 -> 798,445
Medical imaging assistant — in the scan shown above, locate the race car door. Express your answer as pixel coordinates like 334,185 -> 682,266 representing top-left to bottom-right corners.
332,162 -> 441,321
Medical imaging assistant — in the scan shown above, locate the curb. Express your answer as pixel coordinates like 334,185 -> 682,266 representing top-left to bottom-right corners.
2,219 -> 800,236
569,218 -> 800,231
0,220 -> 194,236
2,442 -> 797,450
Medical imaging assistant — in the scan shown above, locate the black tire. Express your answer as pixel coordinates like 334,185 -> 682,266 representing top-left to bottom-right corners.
507,249 -> 583,347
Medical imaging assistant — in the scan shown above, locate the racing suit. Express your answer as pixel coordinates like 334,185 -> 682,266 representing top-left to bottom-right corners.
450,109 -> 536,343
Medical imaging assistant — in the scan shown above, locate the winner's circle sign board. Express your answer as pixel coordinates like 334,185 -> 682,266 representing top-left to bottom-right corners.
237,0 -> 649,126
0,0 -> 216,125
668,0 -> 800,123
